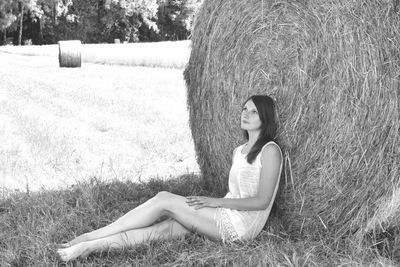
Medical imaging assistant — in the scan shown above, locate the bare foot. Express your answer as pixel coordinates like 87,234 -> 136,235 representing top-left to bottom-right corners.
57,242 -> 89,261
57,243 -> 71,249
61,233 -> 89,248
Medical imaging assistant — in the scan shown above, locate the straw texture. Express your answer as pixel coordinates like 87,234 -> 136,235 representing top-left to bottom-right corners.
58,40 -> 82,68
184,0 -> 400,245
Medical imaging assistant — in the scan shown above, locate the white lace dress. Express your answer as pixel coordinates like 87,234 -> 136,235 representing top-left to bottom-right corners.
214,141 -> 283,242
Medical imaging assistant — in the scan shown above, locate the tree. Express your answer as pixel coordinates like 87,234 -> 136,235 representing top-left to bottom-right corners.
102,0 -> 159,42
1,0 -> 201,44
32,0 -> 72,44
157,0 -> 201,40
58,0 -> 159,43
0,0 -> 14,44
0,0 -> 17,44
15,0 -> 40,45
0,0 -> 48,45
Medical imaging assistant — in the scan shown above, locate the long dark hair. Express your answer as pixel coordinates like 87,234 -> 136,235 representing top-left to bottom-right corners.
243,95 -> 278,164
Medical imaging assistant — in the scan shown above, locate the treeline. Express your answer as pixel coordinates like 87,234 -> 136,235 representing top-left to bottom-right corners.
0,0 -> 202,45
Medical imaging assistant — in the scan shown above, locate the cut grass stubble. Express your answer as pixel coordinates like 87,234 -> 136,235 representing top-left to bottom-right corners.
0,40 -> 190,69
0,175 -> 392,266
0,52 -> 198,195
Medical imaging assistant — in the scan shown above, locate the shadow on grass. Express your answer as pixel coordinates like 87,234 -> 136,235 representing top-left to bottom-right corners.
0,173 -> 396,266
1,173 -> 274,266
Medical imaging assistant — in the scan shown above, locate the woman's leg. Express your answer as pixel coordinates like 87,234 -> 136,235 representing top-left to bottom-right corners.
62,191 -> 168,247
58,219 -> 190,261
63,191 -> 220,247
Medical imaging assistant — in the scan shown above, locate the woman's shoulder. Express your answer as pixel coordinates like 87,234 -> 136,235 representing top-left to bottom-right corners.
262,141 -> 281,150
260,141 -> 282,161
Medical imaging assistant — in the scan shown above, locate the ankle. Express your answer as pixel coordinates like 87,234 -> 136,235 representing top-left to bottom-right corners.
77,241 -> 92,257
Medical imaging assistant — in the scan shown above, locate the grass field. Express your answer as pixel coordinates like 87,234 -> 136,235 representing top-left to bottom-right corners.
0,51 -> 198,196
0,175 -> 392,266
0,40 -> 190,68
0,45 -> 396,266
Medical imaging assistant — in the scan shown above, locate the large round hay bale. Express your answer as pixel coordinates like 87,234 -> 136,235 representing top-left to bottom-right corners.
184,0 -> 400,246
58,40 -> 82,68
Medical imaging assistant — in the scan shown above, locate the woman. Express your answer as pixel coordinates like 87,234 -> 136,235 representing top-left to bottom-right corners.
57,95 -> 283,261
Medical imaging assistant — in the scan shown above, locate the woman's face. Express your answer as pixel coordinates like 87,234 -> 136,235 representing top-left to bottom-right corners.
241,100 -> 262,132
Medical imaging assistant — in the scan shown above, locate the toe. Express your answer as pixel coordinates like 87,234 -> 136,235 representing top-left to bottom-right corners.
57,243 -> 70,249
57,252 -> 66,261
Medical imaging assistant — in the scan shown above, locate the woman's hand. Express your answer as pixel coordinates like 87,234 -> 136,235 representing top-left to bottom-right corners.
185,196 -> 222,210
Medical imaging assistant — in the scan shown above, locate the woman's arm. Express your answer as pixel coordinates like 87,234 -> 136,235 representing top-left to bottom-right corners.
186,144 -> 282,211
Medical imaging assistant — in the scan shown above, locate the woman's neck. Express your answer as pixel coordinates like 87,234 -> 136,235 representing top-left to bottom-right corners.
247,130 -> 260,147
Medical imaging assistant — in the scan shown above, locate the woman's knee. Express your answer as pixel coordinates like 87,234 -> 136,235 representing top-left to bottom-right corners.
153,191 -> 173,208
153,191 -> 183,216
154,191 -> 174,203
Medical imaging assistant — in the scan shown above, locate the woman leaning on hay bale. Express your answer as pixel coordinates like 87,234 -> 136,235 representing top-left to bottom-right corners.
57,95 -> 283,261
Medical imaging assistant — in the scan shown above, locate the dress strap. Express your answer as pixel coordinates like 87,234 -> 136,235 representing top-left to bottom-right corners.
261,141 -> 282,157
257,141 -> 283,168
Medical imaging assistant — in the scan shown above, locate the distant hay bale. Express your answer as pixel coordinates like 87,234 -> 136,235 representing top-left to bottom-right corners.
58,40 -> 82,68
184,0 -> 400,246
114,39 -> 121,44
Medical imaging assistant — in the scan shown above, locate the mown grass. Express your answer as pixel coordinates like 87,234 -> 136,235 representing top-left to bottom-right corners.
0,40 -> 190,69
0,52 -> 198,195
0,174 -> 395,266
